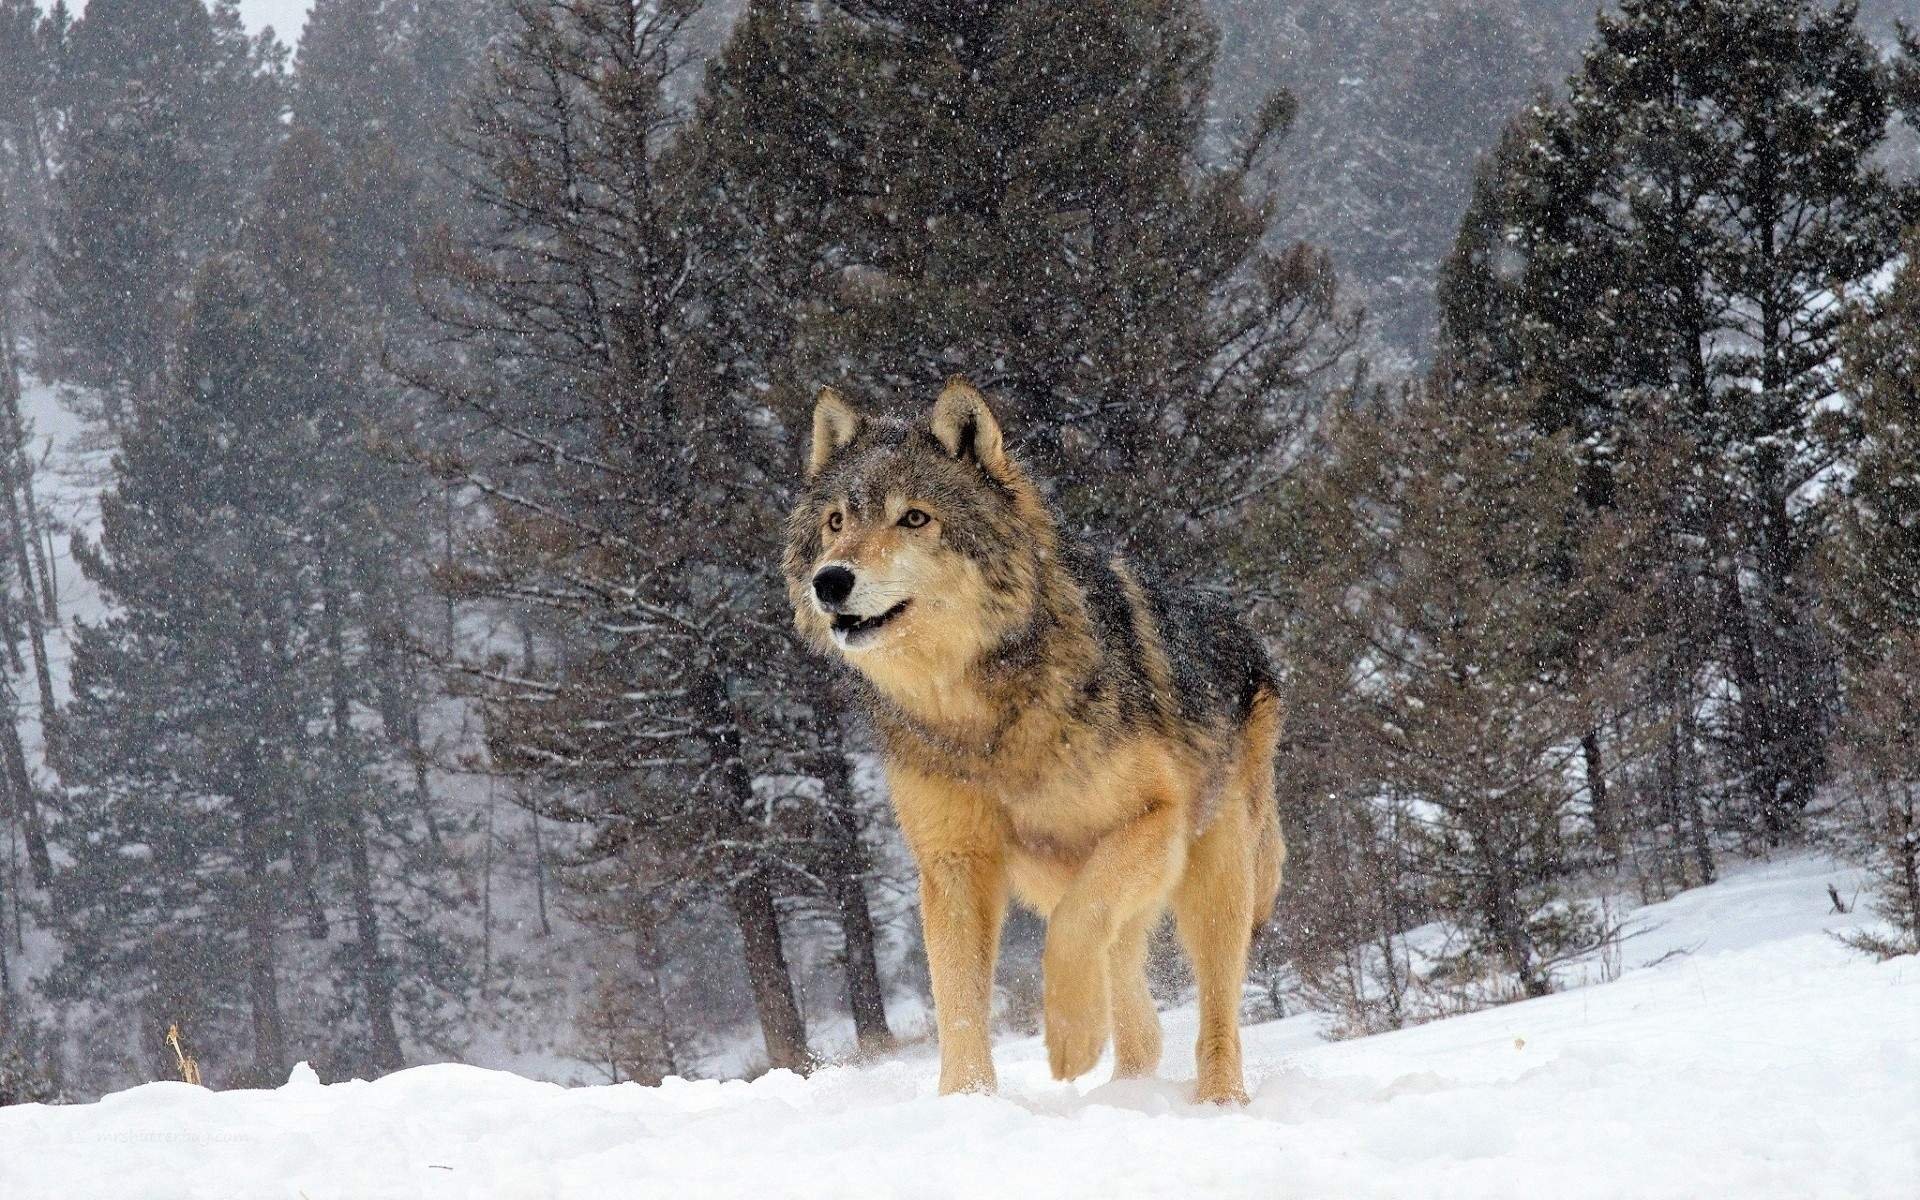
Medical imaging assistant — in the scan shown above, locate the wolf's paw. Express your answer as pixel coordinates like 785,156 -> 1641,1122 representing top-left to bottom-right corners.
1046,1013 -> 1108,1082
1043,968 -> 1111,1081
1109,1017 -> 1162,1080
1192,1071 -> 1250,1105
937,1053 -> 997,1096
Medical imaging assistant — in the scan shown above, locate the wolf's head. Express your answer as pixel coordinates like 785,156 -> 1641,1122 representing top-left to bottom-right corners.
784,378 -> 1054,680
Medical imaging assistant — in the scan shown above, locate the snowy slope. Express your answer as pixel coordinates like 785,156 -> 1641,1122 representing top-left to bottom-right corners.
2,855 -> 1915,1199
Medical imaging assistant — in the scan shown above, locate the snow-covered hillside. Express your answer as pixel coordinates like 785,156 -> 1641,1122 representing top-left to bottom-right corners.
2,855 -> 1913,1199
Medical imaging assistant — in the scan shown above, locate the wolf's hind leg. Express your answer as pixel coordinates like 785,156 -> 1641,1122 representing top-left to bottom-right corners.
1107,909 -> 1163,1080
1173,807 -> 1256,1105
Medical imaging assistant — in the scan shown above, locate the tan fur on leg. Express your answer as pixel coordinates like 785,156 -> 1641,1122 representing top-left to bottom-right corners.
1043,794 -> 1186,1081
920,853 -> 1006,1093
1107,910 -> 1163,1080
1174,800 -> 1257,1105
891,767 -> 1009,1095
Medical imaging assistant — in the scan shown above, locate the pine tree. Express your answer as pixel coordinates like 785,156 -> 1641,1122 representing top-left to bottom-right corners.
1896,24 -> 1919,130
1822,229 -> 1920,957
1438,0 -> 1911,845
52,255 -> 330,1085
40,0 -> 284,426
692,0 -> 1356,559
52,194 -> 470,1085
1265,383 -> 1661,1000
0,1 -> 57,264
415,0 -> 822,1074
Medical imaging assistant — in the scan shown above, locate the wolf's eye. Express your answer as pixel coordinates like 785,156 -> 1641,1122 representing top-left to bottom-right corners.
899,508 -> 931,529
826,511 -> 844,533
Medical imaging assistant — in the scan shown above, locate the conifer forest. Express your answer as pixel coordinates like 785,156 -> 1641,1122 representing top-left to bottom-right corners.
0,0 -> 1915,1126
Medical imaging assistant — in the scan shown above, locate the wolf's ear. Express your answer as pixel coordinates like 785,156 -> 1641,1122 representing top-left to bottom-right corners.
808,386 -> 862,477
929,376 -> 1005,474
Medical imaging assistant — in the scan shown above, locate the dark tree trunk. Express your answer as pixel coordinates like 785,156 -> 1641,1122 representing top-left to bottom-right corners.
728,869 -> 811,1073
817,729 -> 892,1053
632,906 -> 678,1084
1467,806 -> 1548,998
1716,573 -> 1791,844
0,339 -> 56,626
322,568 -> 404,1073
529,808 -> 552,938
235,767 -> 289,1082
0,684 -> 50,889
1581,729 -> 1619,863
828,845 -> 892,1053
1895,789 -> 1919,946
0,587 -> 21,674
345,810 -> 404,1074
698,667 -> 812,1072
0,864 -> 12,1021
290,830 -> 330,941
0,295 -> 61,757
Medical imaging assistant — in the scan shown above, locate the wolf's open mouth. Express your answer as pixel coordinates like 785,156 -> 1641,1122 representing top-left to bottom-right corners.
831,600 -> 909,641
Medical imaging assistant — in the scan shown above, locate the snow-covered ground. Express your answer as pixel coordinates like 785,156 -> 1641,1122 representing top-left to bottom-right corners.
2,855 -> 1915,1199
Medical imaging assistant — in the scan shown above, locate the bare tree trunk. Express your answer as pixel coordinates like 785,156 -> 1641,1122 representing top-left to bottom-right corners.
235,762 -> 289,1082
1466,804 -> 1547,998
1893,788 -> 1918,947
345,811 -> 404,1073
292,831 -> 330,940
529,807 -> 552,937
322,569 -> 404,1073
0,680 -> 49,889
0,291 -> 58,624
0,293 -> 60,754
481,782 -> 495,992
6,817 -> 19,947
1581,729 -> 1619,863
699,667 -> 812,1072
1717,571 -> 1799,845
727,870 -> 812,1074
1677,699 -> 1715,886
0,589 -> 22,676
818,740 -> 892,1053
0,860 -> 12,1024
23,472 -> 55,626
629,901 -> 679,1085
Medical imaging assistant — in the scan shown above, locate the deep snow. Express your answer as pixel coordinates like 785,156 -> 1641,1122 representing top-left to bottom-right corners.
2,854 -> 1915,1199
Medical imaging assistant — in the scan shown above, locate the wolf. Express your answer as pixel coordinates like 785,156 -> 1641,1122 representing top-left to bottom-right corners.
784,377 -> 1285,1104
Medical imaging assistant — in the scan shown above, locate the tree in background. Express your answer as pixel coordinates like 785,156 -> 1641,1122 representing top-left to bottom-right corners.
1215,0 -> 1590,362
51,183 -> 471,1086
414,0 -> 826,1074
0,0 -> 77,890
1264,381 -> 1664,1002
694,0 -> 1355,564
54,256 -> 332,1086
1438,0 -> 1911,848
0,0 -> 60,272
1821,230 -> 1920,958
39,0 -> 284,429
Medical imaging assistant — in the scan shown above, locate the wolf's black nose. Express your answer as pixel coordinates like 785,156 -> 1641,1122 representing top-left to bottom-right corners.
813,565 -> 856,607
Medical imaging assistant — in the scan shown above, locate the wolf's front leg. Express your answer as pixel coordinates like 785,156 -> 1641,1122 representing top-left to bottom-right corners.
1043,798 -> 1186,1082
891,767 -> 1010,1095
919,850 -> 1008,1093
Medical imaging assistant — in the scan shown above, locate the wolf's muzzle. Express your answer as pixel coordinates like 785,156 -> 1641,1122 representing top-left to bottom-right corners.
813,565 -> 856,609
